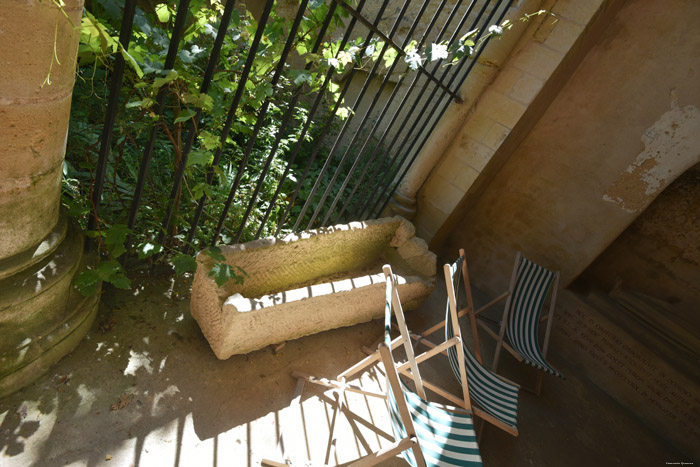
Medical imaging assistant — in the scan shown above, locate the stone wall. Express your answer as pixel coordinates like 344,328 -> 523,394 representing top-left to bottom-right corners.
430,0 -> 700,291
412,0 -> 612,245
417,0 -> 700,456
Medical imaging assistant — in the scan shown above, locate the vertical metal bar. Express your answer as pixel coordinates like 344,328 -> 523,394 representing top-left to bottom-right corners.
454,0 -> 516,93
359,0 -> 490,220
185,0 -> 275,250
336,0 -> 458,222
374,0 -> 513,218
230,0 -> 312,243
290,0 -> 394,232
311,0 -> 413,228
231,4 -> 336,240
159,0 -> 237,241
253,5 -> 340,240
270,1 -> 368,237
334,0 -> 463,103
353,0 -> 473,220
373,0 -> 487,179
323,0 -> 434,226
127,0 -> 191,231
210,0 -> 298,245
88,0 -> 137,234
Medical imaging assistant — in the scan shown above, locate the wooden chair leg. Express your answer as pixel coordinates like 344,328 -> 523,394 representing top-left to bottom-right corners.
476,417 -> 486,443
324,387 -> 344,465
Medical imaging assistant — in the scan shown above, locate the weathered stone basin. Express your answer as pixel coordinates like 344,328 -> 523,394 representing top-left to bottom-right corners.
190,217 -> 436,359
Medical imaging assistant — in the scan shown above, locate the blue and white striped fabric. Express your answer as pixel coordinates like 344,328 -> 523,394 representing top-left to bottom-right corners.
506,257 -> 562,377
444,258 -> 519,431
384,270 -> 482,466
387,378 -> 483,467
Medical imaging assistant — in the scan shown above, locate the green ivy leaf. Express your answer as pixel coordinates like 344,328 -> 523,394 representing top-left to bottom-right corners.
126,97 -> 154,109
198,130 -> 221,150
136,242 -> 163,259
155,4 -> 171,23
383,48 -> 398,68
94,260 -> 132,290
73,269 -> 101,297
204,246 -> 226,262
212,165 -> 226,181
120,48 -> 144,78
183,92 -> 214,112
187,150 -> 213,168
174,108 -> 196,124
208,262 -> 243,287
191,182 -> 213,199
171,253 -> 197,275
110,274 -> 132,289
152,69 -> 178,91
103,224 -> 130,258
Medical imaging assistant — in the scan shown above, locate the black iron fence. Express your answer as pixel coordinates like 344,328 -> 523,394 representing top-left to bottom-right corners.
81,0 -> 514,254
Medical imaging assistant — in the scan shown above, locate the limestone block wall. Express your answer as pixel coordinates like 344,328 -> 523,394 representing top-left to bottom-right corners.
434,0 -> 700,292
386,0 -> 549,213
413,0 -> 610,244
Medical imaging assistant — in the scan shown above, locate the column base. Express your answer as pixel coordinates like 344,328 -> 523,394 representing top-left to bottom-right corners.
0,217 -> 100,398
383,190 -> 417,220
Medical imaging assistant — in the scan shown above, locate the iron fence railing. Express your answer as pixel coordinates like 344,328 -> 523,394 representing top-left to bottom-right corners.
85,0 -> 514,253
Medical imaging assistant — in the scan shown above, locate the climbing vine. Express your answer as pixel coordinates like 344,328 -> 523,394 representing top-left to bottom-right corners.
61,0 -> 551,295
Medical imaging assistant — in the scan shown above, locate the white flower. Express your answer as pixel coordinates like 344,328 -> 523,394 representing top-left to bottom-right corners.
488,25 -> 503,36
430,43 -> 449,61
203,23 -> 217,37
404,50 -> 423,70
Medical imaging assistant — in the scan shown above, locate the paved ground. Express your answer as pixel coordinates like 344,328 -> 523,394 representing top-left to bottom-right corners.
0,267 -> 687,466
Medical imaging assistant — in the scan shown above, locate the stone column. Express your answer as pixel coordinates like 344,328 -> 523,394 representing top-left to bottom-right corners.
0,0 -> 99,397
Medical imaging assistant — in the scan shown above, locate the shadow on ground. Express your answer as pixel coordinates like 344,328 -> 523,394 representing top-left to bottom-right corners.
0,266 -> 689,466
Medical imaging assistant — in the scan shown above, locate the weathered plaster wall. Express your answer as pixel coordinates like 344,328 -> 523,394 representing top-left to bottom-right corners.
579,163 -> 700,347
437,0 -> 700,293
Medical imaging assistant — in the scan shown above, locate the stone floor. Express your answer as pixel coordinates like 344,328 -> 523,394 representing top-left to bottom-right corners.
0,267 -> 689,466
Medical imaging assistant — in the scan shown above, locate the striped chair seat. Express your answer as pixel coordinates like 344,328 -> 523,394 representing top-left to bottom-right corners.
445,313 -> 518,429
388,377 -> 482,467
506,257 -> 562,377
444,258 -> 519,431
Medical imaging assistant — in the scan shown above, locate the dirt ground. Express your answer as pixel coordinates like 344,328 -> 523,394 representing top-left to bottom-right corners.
0,268 -> 688,466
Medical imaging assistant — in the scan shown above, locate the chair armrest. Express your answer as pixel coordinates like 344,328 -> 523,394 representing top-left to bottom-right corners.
427,400 -> 473,415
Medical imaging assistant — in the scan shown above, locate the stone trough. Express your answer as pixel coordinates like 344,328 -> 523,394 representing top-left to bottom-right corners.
190,217 -> 436,359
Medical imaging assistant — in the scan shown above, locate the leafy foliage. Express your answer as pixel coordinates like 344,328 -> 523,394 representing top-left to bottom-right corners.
62,0 -> 547,295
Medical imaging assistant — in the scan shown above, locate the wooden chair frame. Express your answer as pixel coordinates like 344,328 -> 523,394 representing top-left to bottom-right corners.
477,251 -> 562,395
410,250 -> 520,436
263,264 -> 481,466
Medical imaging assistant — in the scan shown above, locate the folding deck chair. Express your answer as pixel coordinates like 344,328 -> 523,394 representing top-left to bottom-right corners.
263,264 -> 482,466
410,251 -> 520,436
477,251 -> 563,394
